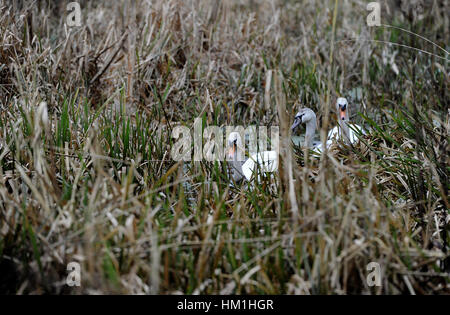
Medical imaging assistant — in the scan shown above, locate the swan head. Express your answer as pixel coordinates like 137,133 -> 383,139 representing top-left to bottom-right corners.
227,132 -> 244,160
336,97 -> 348,121
291,107 -> 316,132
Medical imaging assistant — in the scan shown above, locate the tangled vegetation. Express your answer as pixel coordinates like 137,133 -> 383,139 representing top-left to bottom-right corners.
0,0 -> 448,294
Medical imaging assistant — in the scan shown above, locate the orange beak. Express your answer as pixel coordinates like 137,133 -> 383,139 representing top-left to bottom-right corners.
228,144 -> 236,160
340,109 -> 346,120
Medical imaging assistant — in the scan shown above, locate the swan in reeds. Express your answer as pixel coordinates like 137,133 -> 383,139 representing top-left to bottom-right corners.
291,107 -> 331,154
227,132 -> 278,182
327,97 -> 366,144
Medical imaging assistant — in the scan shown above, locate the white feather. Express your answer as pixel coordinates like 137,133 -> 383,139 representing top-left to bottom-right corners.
241,151 -> 278,181
327,123 -> 366,144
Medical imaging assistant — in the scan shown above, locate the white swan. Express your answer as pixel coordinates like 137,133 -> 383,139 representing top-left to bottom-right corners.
291,107 -> 331,154
227,132 -> 278,182
327,97 -> 366,144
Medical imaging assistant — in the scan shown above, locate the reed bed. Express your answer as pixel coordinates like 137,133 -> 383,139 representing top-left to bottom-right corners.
0,0 -> 448,294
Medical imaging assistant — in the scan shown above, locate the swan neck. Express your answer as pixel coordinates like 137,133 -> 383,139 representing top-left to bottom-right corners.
230,158 -> 245,181
234,145 -> 245,162
304,119 -> 316,147
229,143 -> 245,181
339,116 -> 350,142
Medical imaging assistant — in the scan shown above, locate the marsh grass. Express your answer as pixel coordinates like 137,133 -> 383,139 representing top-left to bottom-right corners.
0,0 -> 448,294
